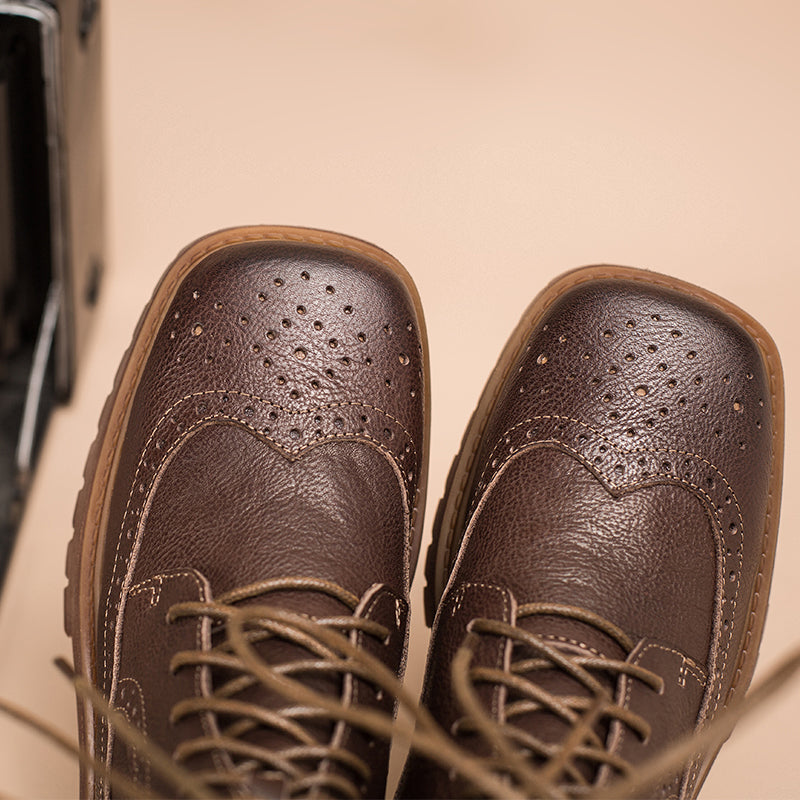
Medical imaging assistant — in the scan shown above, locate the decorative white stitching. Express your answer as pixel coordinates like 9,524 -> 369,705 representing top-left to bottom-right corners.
459,582 -> 510,721
114,677 -> 148,788
473,417 -> 743,739
539,633 -> 605,659
103,400 -> 414,692
91,225 -> 419,712
104,571 -> 207,792
613,640 -> 707,775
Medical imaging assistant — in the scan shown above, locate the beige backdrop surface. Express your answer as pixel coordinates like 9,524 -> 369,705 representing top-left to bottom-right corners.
0,1 -> 798,796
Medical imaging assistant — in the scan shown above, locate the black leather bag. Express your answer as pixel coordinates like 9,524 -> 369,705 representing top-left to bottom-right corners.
0,0 -> 104,586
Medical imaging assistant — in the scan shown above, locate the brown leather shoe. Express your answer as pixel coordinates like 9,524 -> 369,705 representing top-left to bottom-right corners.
403,265 -> 783,799
64,226 -> 430,798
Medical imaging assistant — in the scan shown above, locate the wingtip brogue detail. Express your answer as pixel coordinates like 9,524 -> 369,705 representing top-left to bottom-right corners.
414,264 -> 783,799
65,226 -> 430,798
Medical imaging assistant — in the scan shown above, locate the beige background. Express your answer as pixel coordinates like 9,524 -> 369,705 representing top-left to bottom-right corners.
0,1 -> 798,796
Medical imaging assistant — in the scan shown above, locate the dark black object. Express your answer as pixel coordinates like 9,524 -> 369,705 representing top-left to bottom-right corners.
0,0 -> 104,587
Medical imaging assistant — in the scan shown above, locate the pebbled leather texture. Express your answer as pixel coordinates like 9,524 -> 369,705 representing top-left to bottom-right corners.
403,268 -> 783,799
68,228 -> 429,798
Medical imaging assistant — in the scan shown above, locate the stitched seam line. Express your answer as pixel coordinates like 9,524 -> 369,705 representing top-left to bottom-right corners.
539,634 -> 604,659
615,642 -> 707,762
481,424 -> 744,676
115,677 -> 147,787
105,389 -> 416,677
461,582 -> 509,720
477,422 -> 743,760
102,413 -> 409,690
104,567 -> 204,792
88,226 -> 408,685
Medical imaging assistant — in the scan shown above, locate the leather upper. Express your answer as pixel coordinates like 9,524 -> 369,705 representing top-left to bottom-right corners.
403,273 -> 780,799
91,237 -> 427,798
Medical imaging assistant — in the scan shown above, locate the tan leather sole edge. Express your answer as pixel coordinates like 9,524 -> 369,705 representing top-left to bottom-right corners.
63,225 -> 431,796
424,264 -> 785,792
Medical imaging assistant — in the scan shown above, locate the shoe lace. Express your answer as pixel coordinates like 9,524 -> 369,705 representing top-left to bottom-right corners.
448,603 -> 665,798
163,576 -> 395,798
2,605 -> 798,799
451,602 -> 667,796
446,634 -> 800,799
27,575 -> 537,799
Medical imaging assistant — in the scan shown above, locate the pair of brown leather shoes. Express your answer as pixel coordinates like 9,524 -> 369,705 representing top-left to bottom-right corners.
64,226 -> 784,798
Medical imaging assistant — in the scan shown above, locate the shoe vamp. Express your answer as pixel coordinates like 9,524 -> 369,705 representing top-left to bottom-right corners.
107,424 -> 406,787
460,446 -> 716,669
134,422 -> 407,600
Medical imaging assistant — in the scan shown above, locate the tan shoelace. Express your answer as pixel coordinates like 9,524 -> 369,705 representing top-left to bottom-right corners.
449,603 -> 665,797
57,576 -> 535,798
165,576 -> 394,798
1,596 -> 798,799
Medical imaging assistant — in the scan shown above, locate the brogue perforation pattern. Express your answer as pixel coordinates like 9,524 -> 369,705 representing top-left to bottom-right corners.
160,253 -> 424,419
109,389 -> 419,576
99,239 -> 427,723
470,413 -> 743,712
505,296 -> 768,459
465,278 -> 775,738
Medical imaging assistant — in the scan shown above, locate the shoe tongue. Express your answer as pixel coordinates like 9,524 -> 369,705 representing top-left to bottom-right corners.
209,587 -> 358,791
234,585 -> 356,620
505,610 -> 628,785
515,611 -> 628,668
